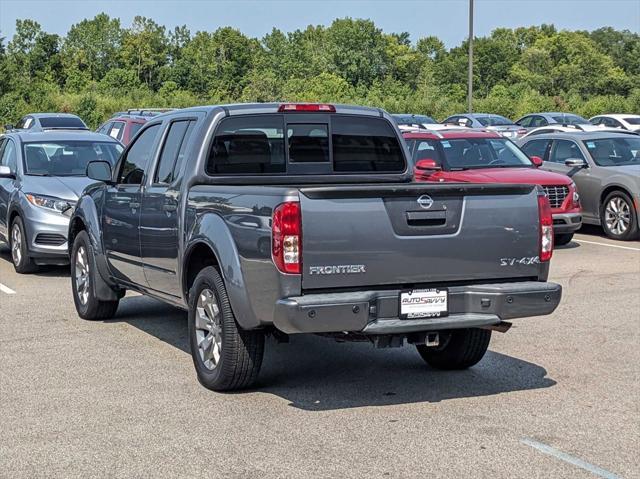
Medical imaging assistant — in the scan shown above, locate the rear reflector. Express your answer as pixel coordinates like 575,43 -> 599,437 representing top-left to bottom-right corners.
538,194 -> 554,261
278,103 -> 336,113
272,201 -> 302,274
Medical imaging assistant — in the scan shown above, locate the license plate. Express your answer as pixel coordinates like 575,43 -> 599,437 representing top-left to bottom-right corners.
399,288 -> 448,319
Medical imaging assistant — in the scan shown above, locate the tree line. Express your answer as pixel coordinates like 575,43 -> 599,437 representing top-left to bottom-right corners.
1,14 -> 639,129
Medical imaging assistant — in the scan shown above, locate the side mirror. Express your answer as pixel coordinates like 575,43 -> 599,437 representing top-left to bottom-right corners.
86,161 -> 113,183
415,158 -> 442,172
4,124 -> 13,131
565,158 -> 587,168
0,165 -> 15,179
530,155 -> 544,167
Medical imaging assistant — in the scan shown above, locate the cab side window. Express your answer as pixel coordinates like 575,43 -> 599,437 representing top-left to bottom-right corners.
118,124 -> 161,184
154,120 -> 195,184
549,140 -> 586,164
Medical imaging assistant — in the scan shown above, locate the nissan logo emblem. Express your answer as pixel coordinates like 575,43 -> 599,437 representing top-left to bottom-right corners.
417,195 -> 434,209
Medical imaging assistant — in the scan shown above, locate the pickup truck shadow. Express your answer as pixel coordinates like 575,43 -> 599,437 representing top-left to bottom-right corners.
114,296 -> 556,411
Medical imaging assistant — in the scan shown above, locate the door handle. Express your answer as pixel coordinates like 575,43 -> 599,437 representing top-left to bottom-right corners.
129,201 -> 141,209
163,203 -> 177,212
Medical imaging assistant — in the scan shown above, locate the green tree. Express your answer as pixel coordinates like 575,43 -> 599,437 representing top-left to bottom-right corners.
120,16 -> 168,88
62,13 -> 122,82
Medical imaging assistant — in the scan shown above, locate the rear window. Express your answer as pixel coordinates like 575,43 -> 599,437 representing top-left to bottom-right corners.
39,117 -> 86,129
551,114 -> 588,125
206,114 -> 405,175
476,116 -> 514,127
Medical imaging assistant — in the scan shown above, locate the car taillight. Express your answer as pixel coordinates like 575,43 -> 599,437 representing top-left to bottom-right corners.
517,129 -> 528,136
277,103 -> 336,113
272,201 -> 302,274
538,194 -> 553,262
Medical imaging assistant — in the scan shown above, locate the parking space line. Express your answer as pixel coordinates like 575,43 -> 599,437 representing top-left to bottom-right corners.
521,438 -> 621,479
575,239 -> 640,252
0,283 -> 16,295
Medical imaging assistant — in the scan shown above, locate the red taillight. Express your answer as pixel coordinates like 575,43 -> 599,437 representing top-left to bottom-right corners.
538,194 -> 553,262
272,201 -> 302,274
278,103 -> 336,113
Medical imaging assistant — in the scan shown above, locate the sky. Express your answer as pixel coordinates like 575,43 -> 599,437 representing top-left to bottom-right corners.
0,0 -> 638,47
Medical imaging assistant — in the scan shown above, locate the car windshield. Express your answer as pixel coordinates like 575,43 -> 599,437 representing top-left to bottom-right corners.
476,116 -> 514,126
624,117 -> 640,125
583,137 -> 640,167
394,115 -> 437,125
23,141 -> 123,176
414,137 -> 532,169
551,114 -> 589,125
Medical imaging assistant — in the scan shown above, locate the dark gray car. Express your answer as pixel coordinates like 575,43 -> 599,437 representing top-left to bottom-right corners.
0,131 -> 123,272
67,103 -> 562,391
518,131 -> 640,240
443,113 -> 525,139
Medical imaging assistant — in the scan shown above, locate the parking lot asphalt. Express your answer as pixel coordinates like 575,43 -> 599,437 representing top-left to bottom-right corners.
0,229 -> 638,479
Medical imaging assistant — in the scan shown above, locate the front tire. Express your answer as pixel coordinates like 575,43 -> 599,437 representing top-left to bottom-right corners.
188,266 -> 264,391
601,191 -> 639,241
554,233 -> 574,246
416,328 -> 491,370
71,230 -> 119,320
10,217 -> 37,274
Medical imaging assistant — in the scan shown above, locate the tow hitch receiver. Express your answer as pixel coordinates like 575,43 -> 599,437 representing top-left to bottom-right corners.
425,333 -> 439,347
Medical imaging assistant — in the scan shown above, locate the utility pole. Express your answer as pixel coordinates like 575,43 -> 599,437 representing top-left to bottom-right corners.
467,0 -> 474,113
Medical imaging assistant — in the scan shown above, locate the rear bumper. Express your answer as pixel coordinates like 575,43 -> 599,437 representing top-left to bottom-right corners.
552,212 -> 582,234
273,281 -> 562,334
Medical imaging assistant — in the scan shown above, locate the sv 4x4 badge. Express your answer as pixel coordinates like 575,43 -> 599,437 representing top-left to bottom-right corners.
500,256 -> 540,266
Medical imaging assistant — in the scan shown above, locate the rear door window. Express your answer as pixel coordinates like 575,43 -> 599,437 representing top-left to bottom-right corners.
154,120 -> 195,184
332,116 -> 405,172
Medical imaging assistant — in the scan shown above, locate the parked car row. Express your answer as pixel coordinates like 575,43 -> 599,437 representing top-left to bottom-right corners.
394,112 -> 640,140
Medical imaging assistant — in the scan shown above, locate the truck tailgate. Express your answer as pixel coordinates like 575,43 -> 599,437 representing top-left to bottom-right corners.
299,183 -> 541,290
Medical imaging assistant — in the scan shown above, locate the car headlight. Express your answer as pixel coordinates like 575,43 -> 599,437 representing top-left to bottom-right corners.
26,194 -> 75,215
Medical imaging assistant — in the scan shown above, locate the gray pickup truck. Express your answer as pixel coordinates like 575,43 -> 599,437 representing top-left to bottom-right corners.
68,103 -> 561,391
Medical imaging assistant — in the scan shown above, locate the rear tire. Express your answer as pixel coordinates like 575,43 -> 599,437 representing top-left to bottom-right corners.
188,266 -> 264,391
10,217 -> 38,274
601,191 -> 639,241
71,230 -> 119,320
416,328 -> 491,370
554,233 -> 574,246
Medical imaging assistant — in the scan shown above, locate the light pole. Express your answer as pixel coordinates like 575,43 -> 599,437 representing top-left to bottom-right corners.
467,0 -> 474,113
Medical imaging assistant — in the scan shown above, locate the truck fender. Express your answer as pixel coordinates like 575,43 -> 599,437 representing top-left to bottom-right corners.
69,193 -> 121,302
184,213 -> 260,330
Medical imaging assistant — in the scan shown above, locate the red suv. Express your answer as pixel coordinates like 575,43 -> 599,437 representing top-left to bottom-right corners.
96,115 -> 148,146
404,130 -> 582,245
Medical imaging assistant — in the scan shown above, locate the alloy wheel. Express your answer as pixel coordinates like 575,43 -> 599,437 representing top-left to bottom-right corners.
11,223 -> 22,266
75,246 -> 90,305
195,288 -> 223,370
604,196 -> 631,236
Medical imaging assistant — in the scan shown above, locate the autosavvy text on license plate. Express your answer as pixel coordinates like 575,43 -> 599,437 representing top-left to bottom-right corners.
399,288 -> 448,319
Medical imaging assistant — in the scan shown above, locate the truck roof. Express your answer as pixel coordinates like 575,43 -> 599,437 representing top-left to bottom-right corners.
153,103 -> 385,119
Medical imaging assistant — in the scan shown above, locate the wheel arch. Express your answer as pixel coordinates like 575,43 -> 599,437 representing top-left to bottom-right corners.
183,213 -> 260,329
